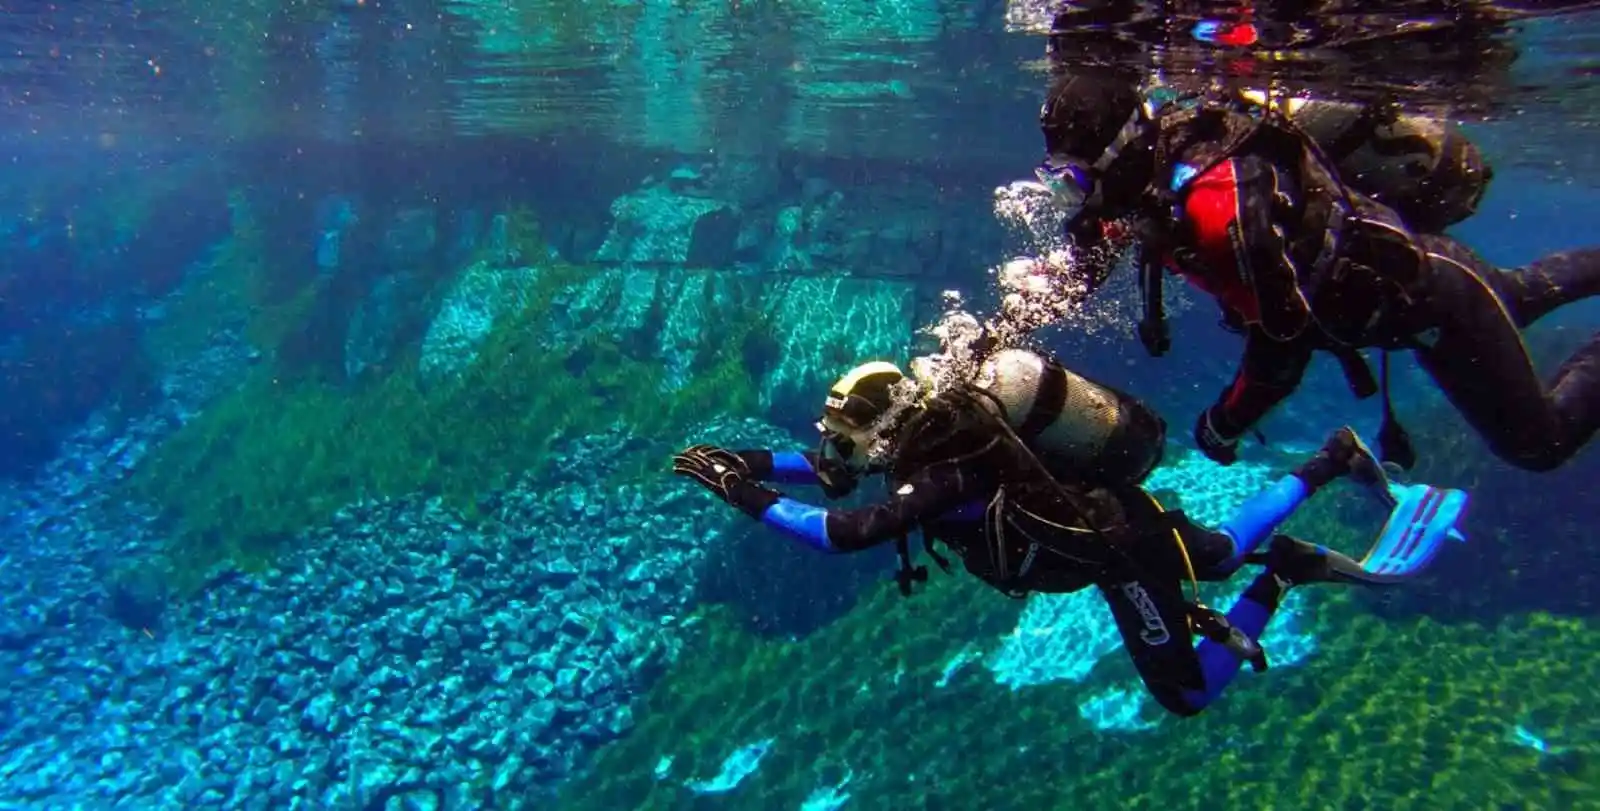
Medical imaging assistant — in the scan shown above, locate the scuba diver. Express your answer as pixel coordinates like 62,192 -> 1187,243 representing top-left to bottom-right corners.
672,349 -> 1469,717
1032,69 -> 1600,473
1026,0 -> 1600,236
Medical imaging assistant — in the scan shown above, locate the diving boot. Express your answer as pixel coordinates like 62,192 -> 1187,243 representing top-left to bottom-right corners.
1244,533 -> 1408,587
1294,425 -> 1393,505
1244,534 -> 1359,586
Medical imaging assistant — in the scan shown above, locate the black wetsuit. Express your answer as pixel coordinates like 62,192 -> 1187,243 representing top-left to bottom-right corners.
1064,112 -> 1600,472
1223,238 -> 1600,472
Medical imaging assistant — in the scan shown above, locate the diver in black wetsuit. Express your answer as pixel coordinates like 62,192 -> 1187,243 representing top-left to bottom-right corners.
672,350 -> 1468,716
1030,70 -> 1600,473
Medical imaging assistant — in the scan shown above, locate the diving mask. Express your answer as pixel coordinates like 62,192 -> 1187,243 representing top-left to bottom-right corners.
815,411 -> 895,496
1035,155 -> 1097,221
816,416 -> 870,473
813,420 -> 859,497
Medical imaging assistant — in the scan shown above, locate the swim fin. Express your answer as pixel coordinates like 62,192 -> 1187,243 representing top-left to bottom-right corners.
1358,483 -> 1469,580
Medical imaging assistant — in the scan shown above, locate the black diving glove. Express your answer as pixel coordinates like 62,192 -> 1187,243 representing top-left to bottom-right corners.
1194,405 -> 1243,465
671,444 -> 780,520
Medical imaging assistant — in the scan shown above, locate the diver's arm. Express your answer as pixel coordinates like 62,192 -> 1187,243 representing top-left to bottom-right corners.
1203,326 -> 1316,443
734,449 -> 860,498
734,450 -> 823,485
1062,214 -> 1133,296
744,464 -> 978,554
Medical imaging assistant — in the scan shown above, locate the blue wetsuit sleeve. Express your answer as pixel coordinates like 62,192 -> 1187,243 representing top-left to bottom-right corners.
733,448 -> 862,501
756,463 -> 979,554
734,449 -> 823,485
768,451 -> 821,484
761,497 -> 835,552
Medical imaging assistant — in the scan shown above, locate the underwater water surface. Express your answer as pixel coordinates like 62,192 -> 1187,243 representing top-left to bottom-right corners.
1,1 -> 1599,809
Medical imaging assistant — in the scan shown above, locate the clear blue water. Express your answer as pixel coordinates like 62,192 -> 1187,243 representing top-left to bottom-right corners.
2,2 -> 1600,809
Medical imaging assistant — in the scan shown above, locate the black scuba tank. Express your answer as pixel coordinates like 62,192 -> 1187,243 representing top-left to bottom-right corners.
972,348 -> 1166,488
1241,92 -> 1492,233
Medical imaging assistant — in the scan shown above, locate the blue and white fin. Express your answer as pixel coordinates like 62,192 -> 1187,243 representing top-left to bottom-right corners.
1360,483 -> 1469,579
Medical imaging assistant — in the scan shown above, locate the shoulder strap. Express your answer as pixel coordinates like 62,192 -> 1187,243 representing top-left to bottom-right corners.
1377,351 -> 1418,470
1136,247 -> 1170,357
1134,104 -> 1263,359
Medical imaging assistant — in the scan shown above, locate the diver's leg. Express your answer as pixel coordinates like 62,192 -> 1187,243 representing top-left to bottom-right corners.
1212,427 -> 1377,576
1155,509 -> 1254,583
1413,241 -> 1600,471
1245,533 -> 1386,585
1487,247 -> 1600,328
1097,577 -> 1207,717
1178,571 -> 1288,714
1212,476 -> 1308,576
1107,520 -> 1319,716
1170,516 -> 1242,583
1101,562 -> 1294,716
1177,514 -> 1374,586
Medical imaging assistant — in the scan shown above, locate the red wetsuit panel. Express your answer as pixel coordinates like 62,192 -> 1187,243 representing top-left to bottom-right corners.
1164,159 -> 1263,324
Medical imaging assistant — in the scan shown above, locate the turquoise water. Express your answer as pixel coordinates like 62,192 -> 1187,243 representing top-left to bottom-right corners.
0,2 -> 1599,809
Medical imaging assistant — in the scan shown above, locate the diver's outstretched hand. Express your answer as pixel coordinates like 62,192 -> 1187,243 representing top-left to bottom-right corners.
672,444 -> 749,499
671,444 -> 778,519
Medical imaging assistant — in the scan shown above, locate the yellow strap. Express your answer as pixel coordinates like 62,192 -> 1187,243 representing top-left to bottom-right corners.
1137,489 -> 1201,606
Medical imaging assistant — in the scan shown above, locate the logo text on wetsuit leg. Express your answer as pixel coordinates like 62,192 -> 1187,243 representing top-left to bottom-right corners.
1120,582 -> 1171,646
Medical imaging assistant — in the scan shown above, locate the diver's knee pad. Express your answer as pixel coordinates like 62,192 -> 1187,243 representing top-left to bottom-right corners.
975,348 -> 1166,487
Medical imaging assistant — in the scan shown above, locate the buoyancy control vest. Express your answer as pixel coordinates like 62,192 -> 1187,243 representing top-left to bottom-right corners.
885,351 -> 1166,597
1138,100 -> 1430,348
1237,91 -> 1493,234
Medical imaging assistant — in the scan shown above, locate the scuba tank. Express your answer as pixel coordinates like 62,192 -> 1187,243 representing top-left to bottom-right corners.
972,348 -> 1166,488
1238,90 -> 1493,233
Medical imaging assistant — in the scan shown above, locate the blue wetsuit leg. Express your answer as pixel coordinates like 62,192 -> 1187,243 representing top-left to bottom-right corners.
1214,474 -> 1309,575
1167,474 -> 1313,713
1177,570 -> 1283,713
